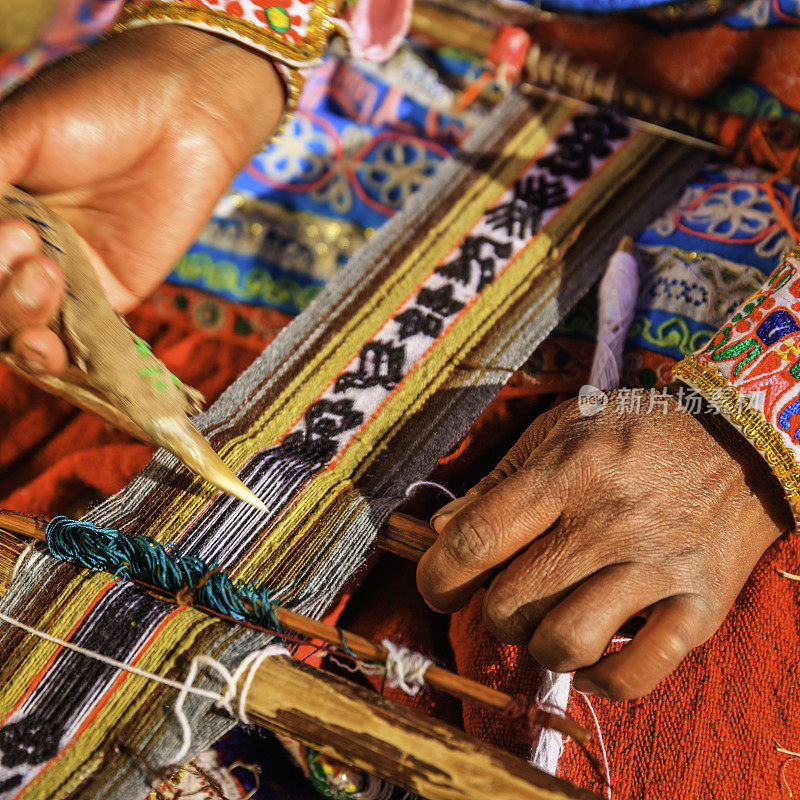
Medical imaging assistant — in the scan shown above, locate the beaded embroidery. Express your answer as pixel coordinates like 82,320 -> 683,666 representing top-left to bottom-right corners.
673,245 -> 800,522
120,1 -> 336,65
673,353 -> 800,519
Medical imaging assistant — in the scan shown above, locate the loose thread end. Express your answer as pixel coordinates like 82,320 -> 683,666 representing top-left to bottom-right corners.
618,235 -> 635,255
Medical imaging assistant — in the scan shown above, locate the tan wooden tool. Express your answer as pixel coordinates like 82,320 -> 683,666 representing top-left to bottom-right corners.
0,186 -> 267,513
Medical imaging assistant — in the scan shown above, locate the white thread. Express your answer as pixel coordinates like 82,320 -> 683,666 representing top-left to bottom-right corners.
404,481 -> 457,500
230,644 -> 291,725
327,653 -> 386,679
589,249 -> 640,391
531,671 -> 571,775
173,645 -> 291,762
578,691 -> 612,800
172,655 -> 235,763
327,641 -> 433,697
381,639 -> 432,696
10,542 -> 35,584
0,610 -> 290,767
0,610 -> 221,701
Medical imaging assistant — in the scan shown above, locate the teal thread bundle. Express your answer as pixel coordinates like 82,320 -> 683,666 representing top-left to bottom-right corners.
46,516 -> 282,629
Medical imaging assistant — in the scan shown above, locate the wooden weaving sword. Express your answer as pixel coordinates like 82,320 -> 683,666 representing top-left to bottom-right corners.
0,185 -> 268,513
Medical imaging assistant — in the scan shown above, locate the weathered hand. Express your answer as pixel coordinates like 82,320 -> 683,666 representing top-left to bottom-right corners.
416,391 -> 793,699
0,24 -> 283,374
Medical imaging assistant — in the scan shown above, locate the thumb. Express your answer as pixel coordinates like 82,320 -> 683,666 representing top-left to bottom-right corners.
430,398 -> 573,531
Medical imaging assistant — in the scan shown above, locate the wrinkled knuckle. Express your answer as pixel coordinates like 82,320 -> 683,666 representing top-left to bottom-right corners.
482,595 -> 532,645
444,506 -> 500,567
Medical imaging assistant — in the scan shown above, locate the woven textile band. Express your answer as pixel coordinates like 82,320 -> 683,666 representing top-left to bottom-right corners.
0,92 -> 705,799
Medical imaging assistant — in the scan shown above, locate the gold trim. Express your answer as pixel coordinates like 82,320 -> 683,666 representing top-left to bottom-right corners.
116,1 -> 336,65
672,354 -> 800,521
272,63 -> 304,134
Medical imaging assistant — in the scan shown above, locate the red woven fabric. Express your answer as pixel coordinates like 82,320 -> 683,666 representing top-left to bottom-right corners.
556,531 -> 800,799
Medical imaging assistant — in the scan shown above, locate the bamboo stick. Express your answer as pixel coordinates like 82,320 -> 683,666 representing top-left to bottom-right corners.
411,1 -> 800,172
412,2 -> 723,141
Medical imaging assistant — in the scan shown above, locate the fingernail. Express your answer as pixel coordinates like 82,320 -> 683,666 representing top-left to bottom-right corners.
0,224 -> 39,269
573,678 -> 606,698
19,340 -> 47,374
13,263 -> 52,308
429,496 -> 472,532
0,223 -> 37,250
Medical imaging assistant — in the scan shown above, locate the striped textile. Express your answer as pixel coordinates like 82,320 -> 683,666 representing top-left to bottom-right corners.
0,92 -> 704,799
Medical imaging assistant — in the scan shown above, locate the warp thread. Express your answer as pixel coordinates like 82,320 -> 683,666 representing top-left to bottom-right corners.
10,542 -> 34,584
404,481 -> 457,500
588,247 -> 640,391
0,604 -> 291,768
46,517 -> 283,630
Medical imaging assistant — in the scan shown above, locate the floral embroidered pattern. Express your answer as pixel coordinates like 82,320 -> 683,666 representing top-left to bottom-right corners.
641,165 -> 800,265
249,108 -> 451,216
675,247 -> 800,522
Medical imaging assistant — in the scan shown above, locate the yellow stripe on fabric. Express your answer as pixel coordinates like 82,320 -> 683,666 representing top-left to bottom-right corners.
153,102 -> 575,543
236,131 -> 660,583
0,572 -> 113,718
261,489 -> 370,588
18,605 -> 219,800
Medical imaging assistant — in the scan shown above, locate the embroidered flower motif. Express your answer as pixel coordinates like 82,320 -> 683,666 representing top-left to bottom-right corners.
644,167 -> 800,260
355,135 -> 446,212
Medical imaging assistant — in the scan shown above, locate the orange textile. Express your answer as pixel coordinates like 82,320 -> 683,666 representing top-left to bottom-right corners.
0,284 -> 292,517
530,19 -> 800,110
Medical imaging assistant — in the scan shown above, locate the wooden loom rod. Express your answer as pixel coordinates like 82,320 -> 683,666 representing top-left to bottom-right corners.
244,655 -> 601,800
411,1 -> 800,166
0,510 -> 588,747
410,1 -> 722,139
0,510 -> 437,556
0,533 -> 600,800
